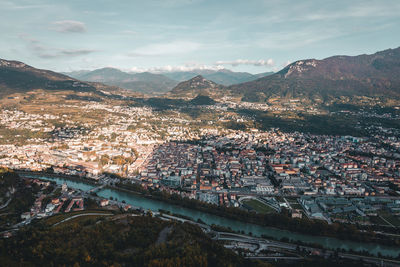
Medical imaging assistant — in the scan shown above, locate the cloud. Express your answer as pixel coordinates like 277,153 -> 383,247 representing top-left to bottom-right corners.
128,41 -> 201,57
215,59 -> 275,67
282,60 -> 291,67
147,0 -> 203,7
83,10 -> 118,17
125,63 -> 224,73
0,1 -> 51,10
39,49 -> 96,59
51,20 -> 87,33
300,2 -> 400,21
19,34 -> 46,53
20,34 -> 96,59
121,30 -> 138,35
241,1 -> 400,25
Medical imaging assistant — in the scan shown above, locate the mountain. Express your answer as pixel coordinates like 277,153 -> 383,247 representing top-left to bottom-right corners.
0,59 -> 96,97
61,70 -> 91,78
71,67 -> 132,83
162,71 -> 199,82
229,47 -> 400,102
169,75 -> 225,98
65,68 -> 178,94
204,69 -> 255,85
64,68 -> 275,93
117,72 -> 178,93
163,69 -> 273,86
252,71 -> 274,79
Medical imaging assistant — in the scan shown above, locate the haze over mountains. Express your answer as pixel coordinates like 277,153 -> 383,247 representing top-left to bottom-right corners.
163,69 -> 273,85
1,47 -> 400,102
64,68 -> 273,94
64,68 -> 177,94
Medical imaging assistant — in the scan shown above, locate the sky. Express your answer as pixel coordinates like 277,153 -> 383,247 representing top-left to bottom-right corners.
1,0 -> 399,74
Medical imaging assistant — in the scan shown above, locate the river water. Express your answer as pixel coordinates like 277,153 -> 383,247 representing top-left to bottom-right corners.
23,173 -> 400,257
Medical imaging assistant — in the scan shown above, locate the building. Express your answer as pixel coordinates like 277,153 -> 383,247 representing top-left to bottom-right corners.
100,199 -> 109,207
291,209 -> 302,219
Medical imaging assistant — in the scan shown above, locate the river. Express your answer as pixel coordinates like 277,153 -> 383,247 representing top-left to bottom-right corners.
22,173 -> 400,257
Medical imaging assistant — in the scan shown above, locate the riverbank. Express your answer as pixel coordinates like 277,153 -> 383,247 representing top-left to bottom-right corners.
113,182 -> 400,248
16,170 -> 100,186
17,171 -> 400,257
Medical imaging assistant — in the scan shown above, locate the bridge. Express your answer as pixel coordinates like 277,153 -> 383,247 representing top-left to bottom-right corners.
86,184 -> 106,193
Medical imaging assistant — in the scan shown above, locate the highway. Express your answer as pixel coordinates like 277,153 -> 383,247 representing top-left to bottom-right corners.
0,197 -> 12,210
159,213 -> 400,266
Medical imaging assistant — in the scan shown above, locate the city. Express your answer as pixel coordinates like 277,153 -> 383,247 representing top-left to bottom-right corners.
0,93 -> 400,265
1,0 -> 400,266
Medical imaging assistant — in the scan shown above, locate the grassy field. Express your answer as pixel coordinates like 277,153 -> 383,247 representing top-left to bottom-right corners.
378,211 -> 400,227
369,215 -> 391,226
289,202 -> 303,209
52,214 -> 110,227
43,209 -> 113,226
243,199 -> 276,214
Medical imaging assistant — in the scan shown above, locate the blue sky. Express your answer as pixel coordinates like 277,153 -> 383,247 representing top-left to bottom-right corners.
1,0 -> 399,73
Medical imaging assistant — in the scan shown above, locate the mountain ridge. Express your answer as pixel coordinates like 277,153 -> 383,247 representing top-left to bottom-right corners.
64,68 -> 274,93
64,67 -> 178,94
2,46 -> 399,101
228,47 -> 400,102
0,59 -> 96,97
169,75 -> 225,98
161,69 -> 273,85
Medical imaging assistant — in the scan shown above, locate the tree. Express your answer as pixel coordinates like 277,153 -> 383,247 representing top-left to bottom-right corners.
99,155 -> 110,166
110,133 -> 117,142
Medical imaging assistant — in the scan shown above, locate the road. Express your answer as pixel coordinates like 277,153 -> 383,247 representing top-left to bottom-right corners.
52,213 -> 112,226
158,213 -> 400,266
0,197 -> 12,210
86,184 -> 106,194
246,256 -> 302,260
283,197 -> 292,210
339,253 -> 400,267
379,215 -> 396,228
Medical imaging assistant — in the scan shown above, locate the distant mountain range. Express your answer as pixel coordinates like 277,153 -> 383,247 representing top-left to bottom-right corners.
163,69 -> 273,85
229,47 -> 400,102
63,68 -> 273,93
2,47 -> 399,102
0,59 -> 96,97
64,68 -> 177,94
